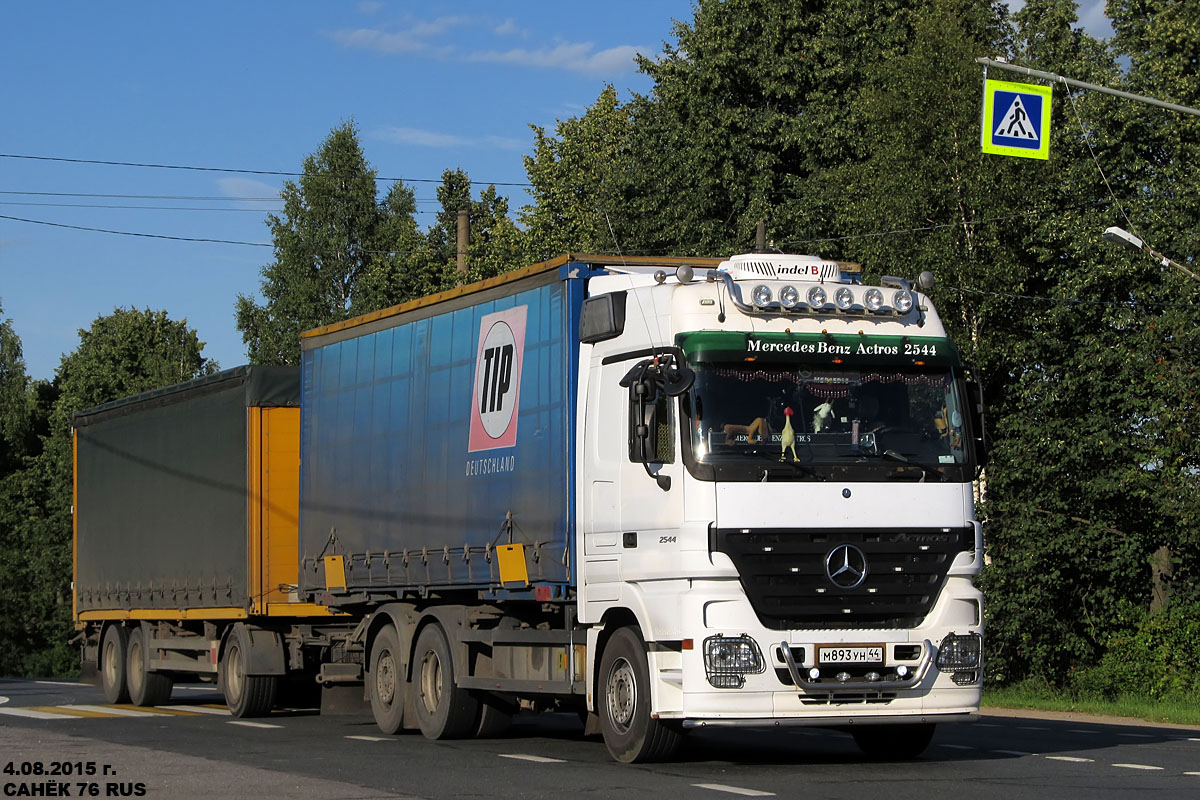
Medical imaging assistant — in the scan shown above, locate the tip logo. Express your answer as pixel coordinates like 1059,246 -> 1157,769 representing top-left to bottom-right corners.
982,78 -> 1052,160
468,306 -> 527,452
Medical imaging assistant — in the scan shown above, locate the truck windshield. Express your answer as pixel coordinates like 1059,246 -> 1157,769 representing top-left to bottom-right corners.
681,362 -> 972,482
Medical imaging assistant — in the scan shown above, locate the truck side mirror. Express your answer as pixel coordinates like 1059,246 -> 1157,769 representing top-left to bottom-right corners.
965,373 -> 989,468
621,360 -> 675,491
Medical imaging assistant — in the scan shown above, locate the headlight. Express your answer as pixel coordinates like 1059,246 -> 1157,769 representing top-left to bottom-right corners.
703,634 -> 765,688
864,288 -> 884,312
779,285 -> 800,309
893,290 -> 914,314
936,632 -> 982,672
807,286 -> 828,308
835,287 -> 855,310
752,284 -> 773,307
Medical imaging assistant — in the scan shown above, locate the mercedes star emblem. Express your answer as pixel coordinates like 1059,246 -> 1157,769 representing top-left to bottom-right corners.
825,544 -> 868,589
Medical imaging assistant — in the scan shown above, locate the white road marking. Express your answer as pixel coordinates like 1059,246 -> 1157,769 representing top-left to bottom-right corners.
1117,733 -> 1153,739
159,705 -> 231,715
1184,772 -> 1200,777
940,744 -> 976,750
1017,726 -> 1049,731
692,784 -> 775,797
1112,763 -> 1163,771
345,735 -> 392,742
35,680 -> 88,687
975,723 -> 1002,728
1067,729 -> 1100,734
228,720 -> 282,729
0,696 -> 7,705
61,704 -> 163,717
498,754 -> 566,764
1046,756 -> 1094,763
0,707 -> 72,720
992,750 -> 1035,757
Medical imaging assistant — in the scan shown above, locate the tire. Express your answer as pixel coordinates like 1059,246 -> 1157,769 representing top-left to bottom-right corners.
100,625 -> 130,704
369,625 -> 406,735
472,693 -> 514,738
220,627 -> 277,718
597,626 -> 683,763
411,623 -> 479,740
851,723 -> 937,760
125,627 -> 173,707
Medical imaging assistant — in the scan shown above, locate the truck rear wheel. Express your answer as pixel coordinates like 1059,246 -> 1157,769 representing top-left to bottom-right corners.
100,625 -> 130,704
411,623 -> 478,739
126,627 -> 173,706
369,625 -> 406,734
597,626 -> 682,763
220,628 -> 277,718
851,723 -> 936,760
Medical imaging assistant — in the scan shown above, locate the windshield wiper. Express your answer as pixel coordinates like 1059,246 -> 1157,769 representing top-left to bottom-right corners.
757,453 -> 826,481
844,448 -> 943,482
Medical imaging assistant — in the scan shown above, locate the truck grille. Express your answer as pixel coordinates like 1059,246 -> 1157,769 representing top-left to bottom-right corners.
711,527 -> 972,629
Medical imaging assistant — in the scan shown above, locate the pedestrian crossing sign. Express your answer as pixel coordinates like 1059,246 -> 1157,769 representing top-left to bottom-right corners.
982,79 -> 1052,160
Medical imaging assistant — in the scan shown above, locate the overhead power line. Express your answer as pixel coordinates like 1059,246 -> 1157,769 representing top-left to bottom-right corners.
0,214 -> 272,246
0,152 -> 534,188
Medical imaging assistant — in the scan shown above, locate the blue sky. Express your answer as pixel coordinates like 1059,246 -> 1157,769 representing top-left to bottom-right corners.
1,1 -> 1111,380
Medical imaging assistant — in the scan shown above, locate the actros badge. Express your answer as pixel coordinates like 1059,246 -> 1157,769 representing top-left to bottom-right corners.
468,306 -> 527,452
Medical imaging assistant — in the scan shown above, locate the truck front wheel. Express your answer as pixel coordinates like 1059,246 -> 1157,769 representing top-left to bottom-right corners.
597,626 -> 682,763
851,723 -> 936,760
126,627 -> 173,706
369,625 -> 406,734
100,625 -> 130,704
220,628 -> 277,718
411,623 -> 478,739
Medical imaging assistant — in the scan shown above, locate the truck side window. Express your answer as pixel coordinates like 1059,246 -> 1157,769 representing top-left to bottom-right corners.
629,381 -> 675,465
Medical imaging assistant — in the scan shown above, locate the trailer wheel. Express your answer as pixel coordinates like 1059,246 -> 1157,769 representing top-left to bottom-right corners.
851,723 -> 936,760
411,623 -> 478,739
220,628 -> 277,718
100,625 -> 130,704
597,626 -> 682,763
125,627 -> 173,706
369,625 -> 406,734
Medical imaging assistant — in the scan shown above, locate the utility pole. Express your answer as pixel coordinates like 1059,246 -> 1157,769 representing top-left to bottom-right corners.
456,208 -> 469,276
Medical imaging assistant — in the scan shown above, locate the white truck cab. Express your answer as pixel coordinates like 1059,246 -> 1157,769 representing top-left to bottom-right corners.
577,253 -> 985,761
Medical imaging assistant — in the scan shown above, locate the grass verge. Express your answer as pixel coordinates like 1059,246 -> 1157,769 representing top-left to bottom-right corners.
984,684 -> 1200,727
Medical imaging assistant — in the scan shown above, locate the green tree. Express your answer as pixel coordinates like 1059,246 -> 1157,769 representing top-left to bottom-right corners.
522,86 -> 636,260
0,308 -> 216,676
236,121 -> 426,365
0,300 -> 33,473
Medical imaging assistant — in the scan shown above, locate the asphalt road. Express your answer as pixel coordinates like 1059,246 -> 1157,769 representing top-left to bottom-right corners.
2,678 -> 1198,800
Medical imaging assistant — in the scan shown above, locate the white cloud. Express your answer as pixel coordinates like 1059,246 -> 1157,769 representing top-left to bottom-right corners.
217,178 -> 282,211
329,27 -> 426,54
494,18 -> 524,38
356,1 -> 383,15
370,126 -> 526,151
467,42 -> 645,76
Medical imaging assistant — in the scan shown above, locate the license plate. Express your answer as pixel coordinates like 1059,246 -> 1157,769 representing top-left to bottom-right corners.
817,645 -> 885,665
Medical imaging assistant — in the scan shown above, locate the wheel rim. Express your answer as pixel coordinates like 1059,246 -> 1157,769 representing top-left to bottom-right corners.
605,656 -> 636,735
128,639 -> 143,695
226,643 -> 243,704
102,638 -> 118,687
376,649 -> 396,706
418,648 -> 442,715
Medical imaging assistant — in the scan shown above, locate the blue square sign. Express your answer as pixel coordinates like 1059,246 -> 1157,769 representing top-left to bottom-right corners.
982,79 -> 1052,160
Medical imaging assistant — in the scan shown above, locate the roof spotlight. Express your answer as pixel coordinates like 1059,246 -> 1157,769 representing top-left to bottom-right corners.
807,286 -> 827,308
835,287 -> 855,310
864,288 -> 884,312
752,284 -> 773,307
780,285 -> 800,309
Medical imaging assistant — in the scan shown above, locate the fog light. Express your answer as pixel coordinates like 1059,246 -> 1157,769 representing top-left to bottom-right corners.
780,285 -> 800,309
836,671 -> 851,683
864,288 -> 884,312
895,665 -> 910,678
835,287 -> 854,310
808,667 -> 821,681
807,286 -> 827,308
704,634 -> 765,688
752,285 -> 773,307
893,290 -> 914,314
936,632 -> 982,672
952,670 -> 978,685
